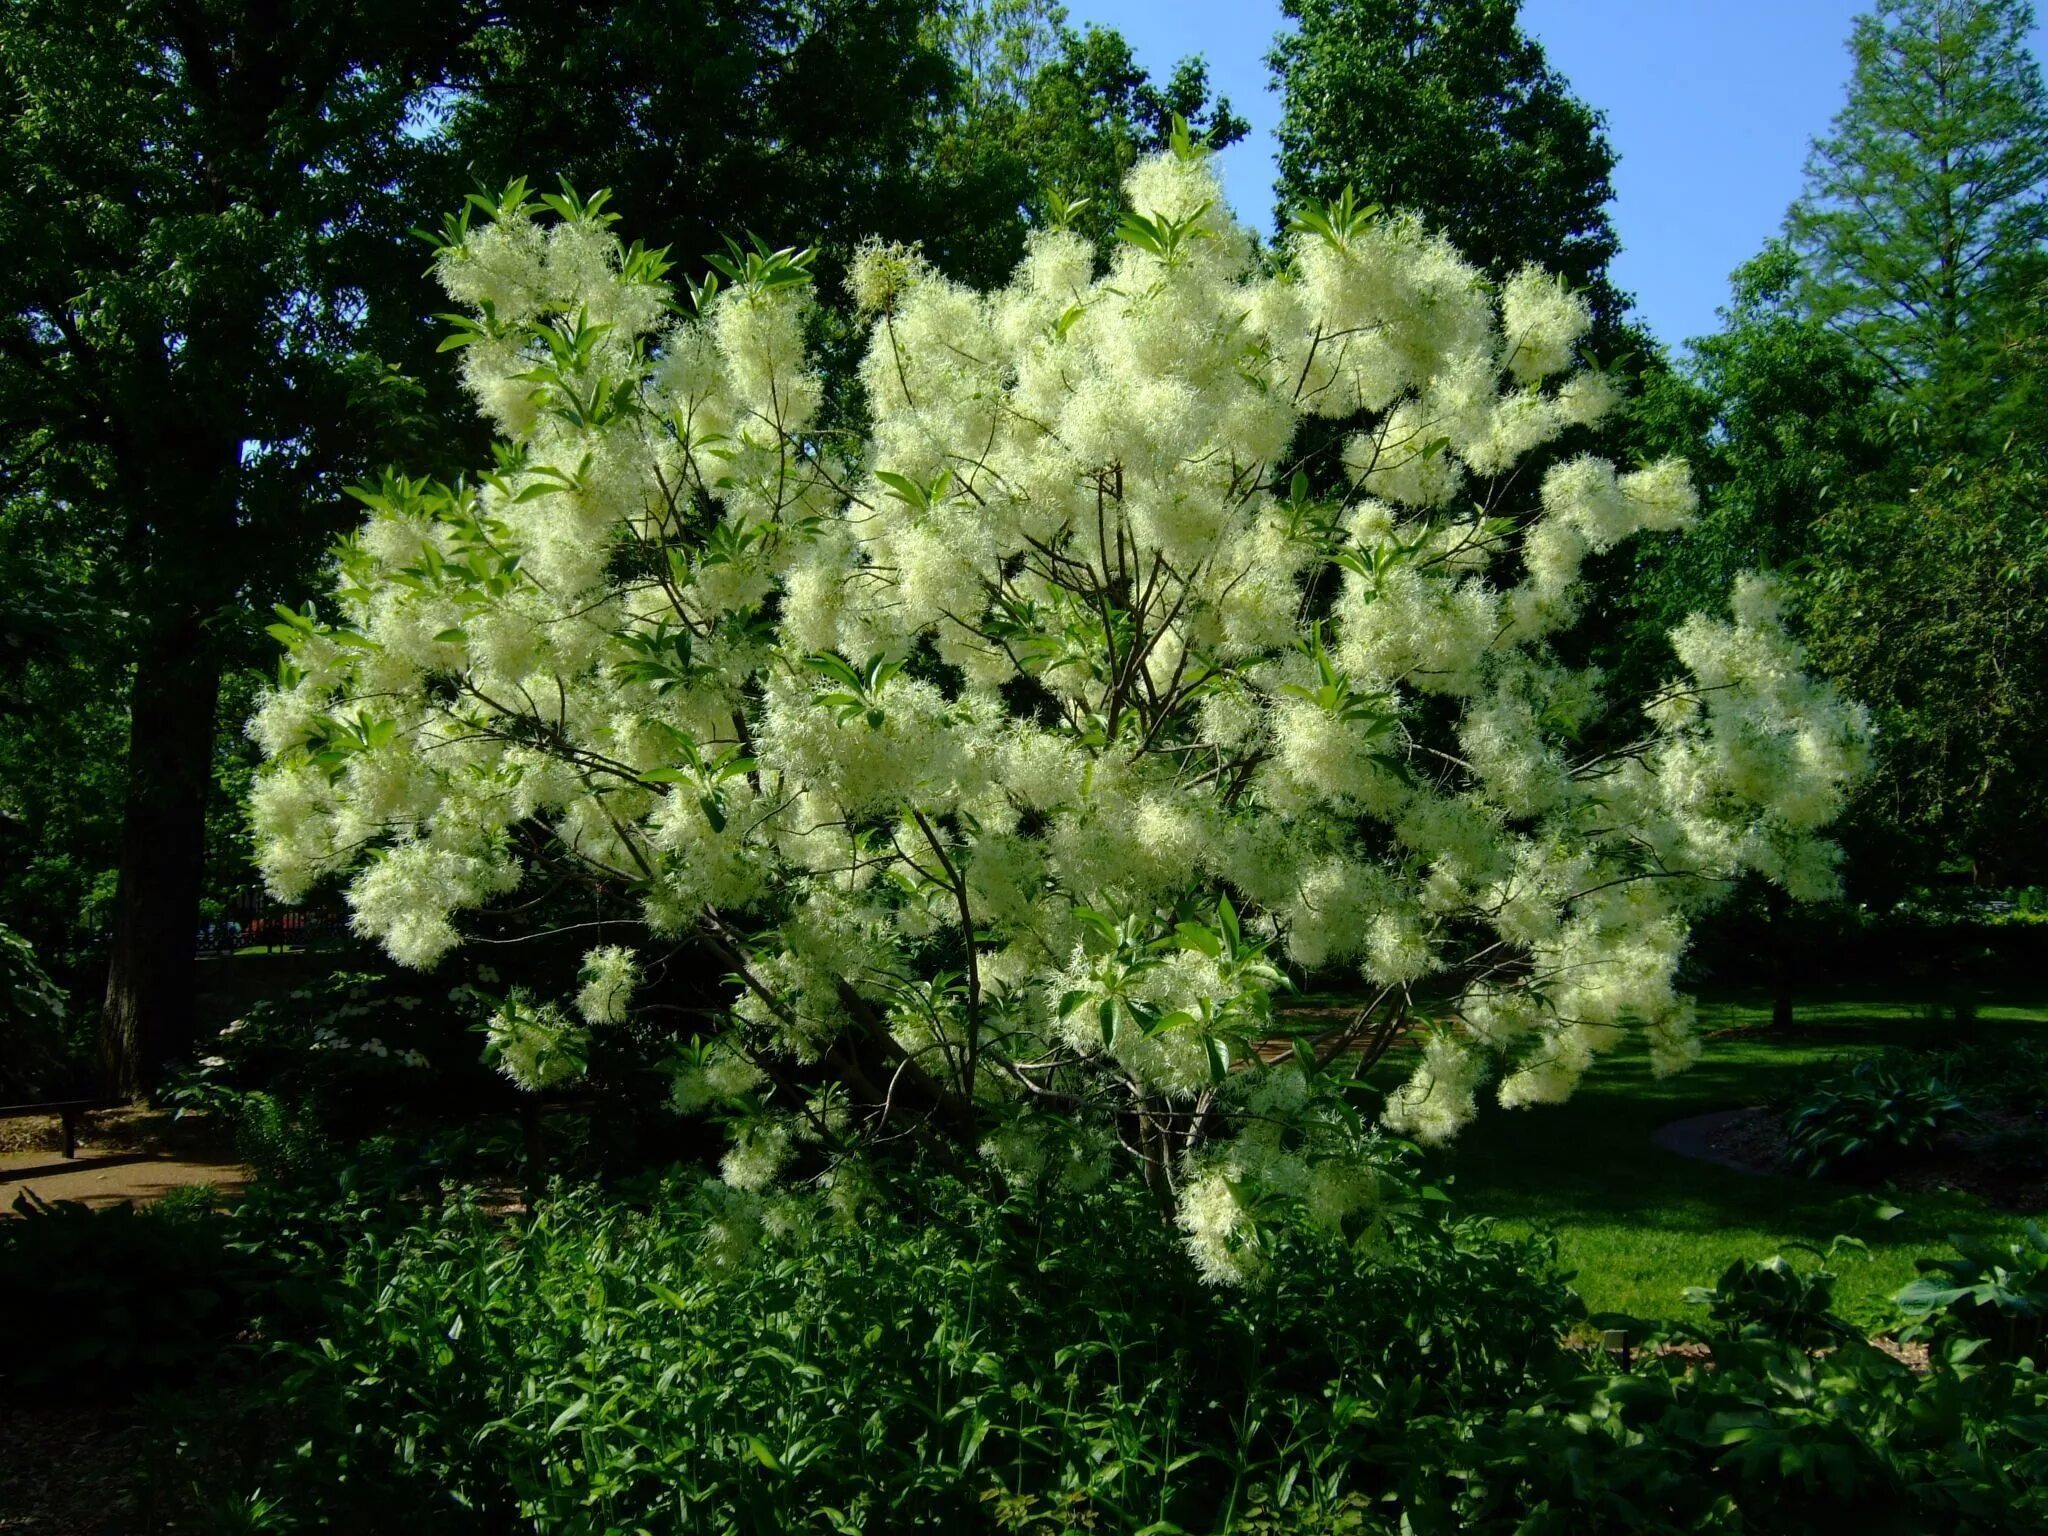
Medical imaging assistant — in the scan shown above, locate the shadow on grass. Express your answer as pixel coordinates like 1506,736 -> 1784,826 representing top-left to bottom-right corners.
1364,988 -> 2048,1321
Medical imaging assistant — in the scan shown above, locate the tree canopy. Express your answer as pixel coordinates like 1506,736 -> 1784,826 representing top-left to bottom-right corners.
1788,0 -> 2048,444
1270,0 -> 1628,334
0,0 -> 482,1091
0,0 -> 1244,1095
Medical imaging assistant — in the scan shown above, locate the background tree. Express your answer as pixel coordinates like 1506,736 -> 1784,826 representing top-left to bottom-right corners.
1803,442 -> 2048,892
1787,0 -> 2048,447
1269,0 -> 1628,337
447,1 -> 1023,290
1618,243 -> 1903,698
1617,244 -> 1908,1020
930,2 -> 1248,254
1768,0 -> 2048,892
0,0 -> 484,1096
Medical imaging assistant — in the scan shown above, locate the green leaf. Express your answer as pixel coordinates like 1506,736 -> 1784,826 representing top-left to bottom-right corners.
548,1398 -> 590,1435
1217,894 -> 1242,953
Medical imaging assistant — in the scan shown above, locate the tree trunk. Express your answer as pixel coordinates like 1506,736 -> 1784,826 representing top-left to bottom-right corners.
99,618 -> 221,1101
1767,885 -> 1796,1032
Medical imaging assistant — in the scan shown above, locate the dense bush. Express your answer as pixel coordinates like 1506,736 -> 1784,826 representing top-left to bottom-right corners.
9,1163 -> 2048,1531
0,922 -> 73,1100
7,1170 -> 1996,1534
1782,1058 -> 1969,1177
241,1168 -> 1579,1533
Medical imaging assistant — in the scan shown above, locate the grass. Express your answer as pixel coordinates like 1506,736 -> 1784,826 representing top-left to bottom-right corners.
1380,988 -> 2048,1327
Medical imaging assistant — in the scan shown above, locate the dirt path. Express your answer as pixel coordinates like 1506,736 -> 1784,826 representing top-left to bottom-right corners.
1,1148 -> 249,1211
0,1110 -> 248,1213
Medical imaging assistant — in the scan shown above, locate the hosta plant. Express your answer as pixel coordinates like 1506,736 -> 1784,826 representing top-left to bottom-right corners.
1897,1222 -> 2048,1362
249,138 -> 1868,1279
1782,1058 -> 1967,1178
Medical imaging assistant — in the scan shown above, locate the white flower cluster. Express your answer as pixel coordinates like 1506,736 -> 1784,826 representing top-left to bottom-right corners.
250,146 -> 1869,1280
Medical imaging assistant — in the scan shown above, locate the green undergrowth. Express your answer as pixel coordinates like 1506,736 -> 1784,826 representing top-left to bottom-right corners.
11,1162 -> 2048,1533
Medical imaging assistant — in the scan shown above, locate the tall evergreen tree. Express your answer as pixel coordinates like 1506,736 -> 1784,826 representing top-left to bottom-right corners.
1787,0 -> 2048,444
1269,0 -> 1627,334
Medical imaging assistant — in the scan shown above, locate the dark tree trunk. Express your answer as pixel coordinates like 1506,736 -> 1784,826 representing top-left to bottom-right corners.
99,616 -> 221,1100
1767,885 -> 1796,1032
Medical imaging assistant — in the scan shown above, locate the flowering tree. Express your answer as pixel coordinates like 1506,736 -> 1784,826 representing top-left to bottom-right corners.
250,141 -> 1868,1280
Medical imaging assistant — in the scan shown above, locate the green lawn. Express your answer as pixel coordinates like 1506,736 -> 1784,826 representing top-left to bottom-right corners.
1377,990 -> 2048,1328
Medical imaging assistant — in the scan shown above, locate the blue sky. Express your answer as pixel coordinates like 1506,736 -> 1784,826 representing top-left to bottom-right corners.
1066,1 -> 2047,352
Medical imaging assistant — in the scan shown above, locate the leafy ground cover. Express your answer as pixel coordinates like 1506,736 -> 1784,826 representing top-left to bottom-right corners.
5,982 -> 2048,1532
11,1163 -> 2048,1533
1386,989 -> 2048,1325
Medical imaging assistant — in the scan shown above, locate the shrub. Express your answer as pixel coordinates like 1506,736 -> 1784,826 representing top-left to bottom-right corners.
245,1168 -> 1580,1533
1782,1058 -> 1968,1177
142,1173 -> 2046,1534
1680,1251 -> 1857,1349
1897,1222 -> 2048,1363
246,136 -> 1869,1271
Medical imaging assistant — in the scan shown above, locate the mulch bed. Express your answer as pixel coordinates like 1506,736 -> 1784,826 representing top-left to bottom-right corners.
1571,1333 -> 1933,1374
1663,1104 -> 2048,1213
0,1404 -> 149,1535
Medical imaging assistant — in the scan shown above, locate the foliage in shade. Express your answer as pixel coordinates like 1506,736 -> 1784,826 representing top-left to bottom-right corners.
1781,1057 -> 1969,1178
447,0 -> 1021,292
10,1170 -> 2045,1533
1897,1221 -> 2048,1363
242,1175 -> 1587,1533
0,922 -> 70,1099
1801,446 -> 2048,887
